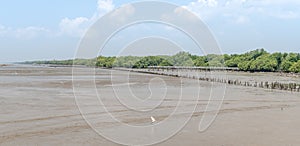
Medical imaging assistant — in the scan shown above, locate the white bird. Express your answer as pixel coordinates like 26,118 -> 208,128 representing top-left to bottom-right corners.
150,116 -> 156,124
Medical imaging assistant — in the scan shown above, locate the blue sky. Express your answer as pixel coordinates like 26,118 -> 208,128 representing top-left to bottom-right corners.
0,0 -> 299,62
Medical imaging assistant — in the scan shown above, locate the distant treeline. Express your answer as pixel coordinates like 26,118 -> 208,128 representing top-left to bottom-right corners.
24,49 -> 300,73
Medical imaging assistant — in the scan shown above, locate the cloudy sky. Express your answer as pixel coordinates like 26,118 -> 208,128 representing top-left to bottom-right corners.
0,0 -> 299,62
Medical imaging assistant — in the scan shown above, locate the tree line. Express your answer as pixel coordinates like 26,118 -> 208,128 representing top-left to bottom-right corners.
24,49 -> 300,73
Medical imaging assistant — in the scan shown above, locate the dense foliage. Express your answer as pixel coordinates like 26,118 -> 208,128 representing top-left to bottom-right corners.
25,49 -> 300,73
225,49 -> 300,72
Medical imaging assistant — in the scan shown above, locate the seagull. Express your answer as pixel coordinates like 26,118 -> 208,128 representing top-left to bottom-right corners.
150,116 -> 156,124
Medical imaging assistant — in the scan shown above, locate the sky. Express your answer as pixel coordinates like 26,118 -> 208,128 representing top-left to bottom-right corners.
0,0 -> 299,62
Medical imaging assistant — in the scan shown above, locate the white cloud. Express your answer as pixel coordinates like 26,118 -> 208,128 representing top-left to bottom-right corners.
185,0 -> 220,20
97,0 -> 115,15
251,0 -> 300,6
15,27 -> 51,39
59,0 -> 115,37
172,6 -> 199,22
235,15 -> 249,24
184,0 -> 300,24
0,25 -> 9,36
0,0 -> 116,39
109,4 -> 135,24
59,17 -> 89,37
276,11 -> 298,19
1,0 -> 299,40
191,0 -> 218,8
0,25 -> 51,39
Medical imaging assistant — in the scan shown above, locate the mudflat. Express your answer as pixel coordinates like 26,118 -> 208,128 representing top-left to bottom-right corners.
1,65 -> 300,145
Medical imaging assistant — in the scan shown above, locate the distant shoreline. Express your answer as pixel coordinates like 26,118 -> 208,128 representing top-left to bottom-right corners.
1,64 -> 299,92
17,63 -> 300,77
0,64 -> 8,67
20,49 -> 300,73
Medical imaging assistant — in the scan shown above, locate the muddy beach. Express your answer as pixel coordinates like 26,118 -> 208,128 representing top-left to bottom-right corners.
1,65 -> 300,145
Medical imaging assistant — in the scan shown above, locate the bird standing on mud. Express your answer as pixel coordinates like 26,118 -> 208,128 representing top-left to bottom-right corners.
151,116 -> 156,124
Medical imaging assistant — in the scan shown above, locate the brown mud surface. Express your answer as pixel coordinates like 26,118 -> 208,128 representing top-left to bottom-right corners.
1,65 -> 300,145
